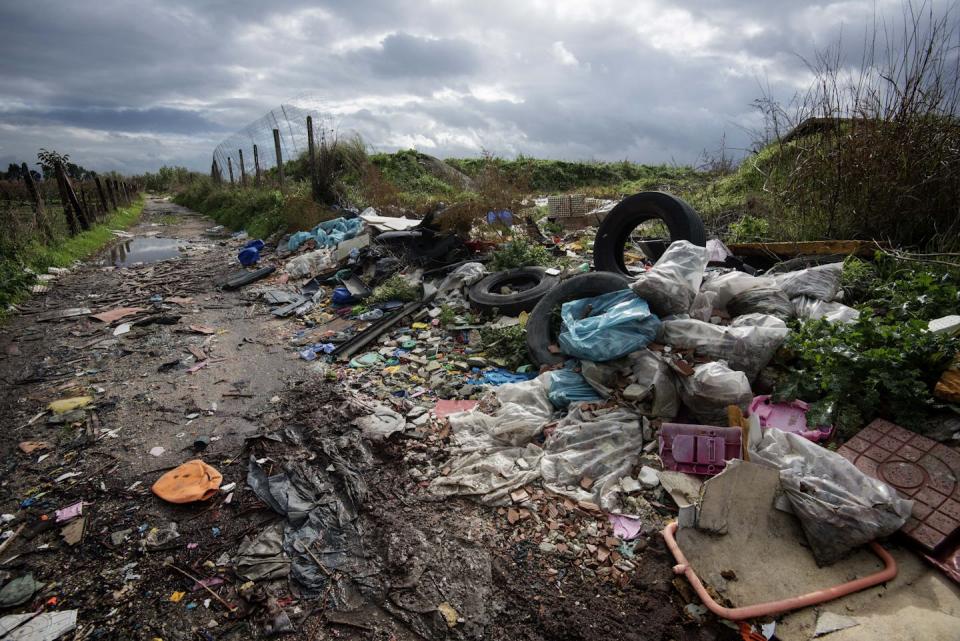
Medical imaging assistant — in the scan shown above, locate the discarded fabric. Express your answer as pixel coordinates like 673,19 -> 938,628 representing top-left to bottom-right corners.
151,459 -> 223,503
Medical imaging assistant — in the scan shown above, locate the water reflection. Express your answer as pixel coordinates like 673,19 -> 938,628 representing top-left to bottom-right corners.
109,237 -> 187,266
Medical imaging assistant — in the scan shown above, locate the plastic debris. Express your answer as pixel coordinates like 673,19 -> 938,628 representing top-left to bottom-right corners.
558,290 -> 661,362
47,396 -> 93,414
629,240 -> 709,316
151,460 -> 223,503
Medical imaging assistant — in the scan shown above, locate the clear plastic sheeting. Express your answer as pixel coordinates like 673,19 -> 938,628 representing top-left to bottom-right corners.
729,313 -> 788,329
772,263 -> 843,301
628,349 -> 680,418
436,262 -> 486,296
678,361 -> 752,424
751,429 -> 913,566
659,317 -> 789,379
629,240 -> 709,316
446,375 -> 556,452
287,217 -> 365,252
430,377 -> 648,516
558,290 -> 661,362
793,296 -> 861,324
541,404 -> 645,514
354,404 -> 405,441
546,369 -> 603,408
689,290 -> 718,322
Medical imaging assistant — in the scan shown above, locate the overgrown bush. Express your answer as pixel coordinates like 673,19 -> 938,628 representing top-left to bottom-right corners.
479,324 -> 529,369
489,236 -> 552,270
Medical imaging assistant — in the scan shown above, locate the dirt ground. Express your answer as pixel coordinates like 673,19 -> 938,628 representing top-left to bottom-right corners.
0,197 -> 735,640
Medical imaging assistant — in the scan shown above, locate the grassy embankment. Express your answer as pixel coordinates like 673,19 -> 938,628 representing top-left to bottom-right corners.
0,196 -> 145,311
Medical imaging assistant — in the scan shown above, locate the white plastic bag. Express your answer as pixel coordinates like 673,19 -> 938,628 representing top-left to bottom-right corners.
628,349 -> 680,418
436,262 -> 485,296
678,361 -> 752,424
751,429 -> 913,566
689,290 -> 718,322
792,296 -> 860,324
701,271 -> 780,309
660,317 -> 789,379
285,249 -> 334,279
772,263 -> 842,301
629,240 -> 709,316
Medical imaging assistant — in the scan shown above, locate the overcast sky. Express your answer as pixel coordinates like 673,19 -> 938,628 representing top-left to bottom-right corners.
0,0 -> 946,174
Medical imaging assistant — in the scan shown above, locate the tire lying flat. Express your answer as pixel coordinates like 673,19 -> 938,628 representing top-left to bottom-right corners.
526,272 -> 631,366
468,266 -> 559,316
593,191 -> 706,277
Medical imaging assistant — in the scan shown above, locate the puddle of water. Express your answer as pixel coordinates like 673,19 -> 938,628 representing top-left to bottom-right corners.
109,237 -> 188,266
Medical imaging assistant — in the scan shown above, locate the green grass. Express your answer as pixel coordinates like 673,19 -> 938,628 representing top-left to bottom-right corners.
0,196 -> 145,312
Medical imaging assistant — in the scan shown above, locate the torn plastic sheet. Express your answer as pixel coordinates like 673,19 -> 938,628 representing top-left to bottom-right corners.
751,429 -> 913,566
436,262 -> 485,297
354,404 -> 405,441
246,455 -> 373,601
792,296 -> 860,324
236,524 -> 290,581
701,271 -> 782,310
430,377 -> 648,516
541,404 -> 646,515
660,317 -> 789,379
629,240 -> 709,317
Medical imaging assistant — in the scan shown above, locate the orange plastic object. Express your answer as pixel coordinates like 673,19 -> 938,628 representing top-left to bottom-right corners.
152,459 -> 223,503
661,521 -> 897,620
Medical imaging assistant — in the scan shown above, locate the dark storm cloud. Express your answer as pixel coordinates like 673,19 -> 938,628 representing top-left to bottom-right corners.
0,0 -> 951,173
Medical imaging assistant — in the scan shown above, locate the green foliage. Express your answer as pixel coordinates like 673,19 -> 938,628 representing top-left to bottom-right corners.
479,324 -> 529,370
368,275 -> 420,304
0,197 -> 145,312
727,215 -> 770,242
139,166 -> 195,192
844,255 -> 959,322
438,304 -> 457,327
773,316 -> 958,439
489,237 -> 551,271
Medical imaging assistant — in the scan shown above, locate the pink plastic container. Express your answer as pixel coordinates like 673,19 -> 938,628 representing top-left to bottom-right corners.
658,423 -> 742,476
748,395 -> 833,442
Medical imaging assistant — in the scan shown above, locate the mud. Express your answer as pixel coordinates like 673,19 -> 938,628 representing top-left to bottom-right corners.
0,197 -> 735,640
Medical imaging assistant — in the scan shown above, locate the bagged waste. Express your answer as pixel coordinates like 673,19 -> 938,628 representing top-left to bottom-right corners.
660,317 -> 789,379
580,359 -> 630,397
558,290 -> 660,362
285,248 -> 334,279
792,296 -> 860,324
436,262 -> 485,295
772,262 -> 843,301
629,240 -> 709,316
700,271 -> 781,310
751,429 -> 913,566
727,286 -> 794,319
546,369 -> 603,408
688,290 -> 718,322
678,361 -> 752,424
628,349 -> 680,418
287,216 -> 364,252
729,313 -> 789,329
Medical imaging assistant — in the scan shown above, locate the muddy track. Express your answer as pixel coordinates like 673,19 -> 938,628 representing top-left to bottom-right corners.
0,198 -> 732,640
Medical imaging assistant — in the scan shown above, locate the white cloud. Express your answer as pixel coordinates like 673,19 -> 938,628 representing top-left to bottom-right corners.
551,41 -> 579,66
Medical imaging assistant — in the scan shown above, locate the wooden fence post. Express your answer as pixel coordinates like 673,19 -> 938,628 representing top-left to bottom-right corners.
55,163 -> 90,231
238,149 -> 247,186
273,128 -> 285,190
54,168 -> 80,235
227,157 -> 235,185
306,115 -> 318,200
21,162 -> 55,243
121,182 -> 130,204
253,144 -> 261,185
95,176 -> 111,214
211,160 -> 219,183
106,178 -> 118,210
78,183 -> 92,221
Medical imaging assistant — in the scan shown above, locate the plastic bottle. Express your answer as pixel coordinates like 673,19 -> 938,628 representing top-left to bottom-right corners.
357,309 -> 384,321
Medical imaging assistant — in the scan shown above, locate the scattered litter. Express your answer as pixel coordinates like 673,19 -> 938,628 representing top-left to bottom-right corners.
151,460 -> 223,503
47,396 -> 93,414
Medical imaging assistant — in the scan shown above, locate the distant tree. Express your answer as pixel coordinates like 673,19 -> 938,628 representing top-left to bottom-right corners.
4,163 -> 22,180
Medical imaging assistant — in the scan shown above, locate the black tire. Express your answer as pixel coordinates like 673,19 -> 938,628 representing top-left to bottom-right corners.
468,267 -> 559,316
526,272 -> 631,366
593,191 -> 706,277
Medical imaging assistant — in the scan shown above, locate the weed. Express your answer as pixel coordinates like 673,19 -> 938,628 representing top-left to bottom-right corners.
368,275 -> 420,304
727,215 -> 770,242
479,324 -> 529,369
489,237 -> 552,271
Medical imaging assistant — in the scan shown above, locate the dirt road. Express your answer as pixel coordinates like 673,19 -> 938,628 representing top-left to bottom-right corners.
0,198 -> 729,640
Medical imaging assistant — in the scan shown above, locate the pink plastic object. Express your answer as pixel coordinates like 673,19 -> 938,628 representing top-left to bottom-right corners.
658,423 -> 741,476
748,395 -> 833,442
662,521 -> 898,620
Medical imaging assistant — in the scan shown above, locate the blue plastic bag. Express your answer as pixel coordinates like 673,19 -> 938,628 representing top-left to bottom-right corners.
287,217 -> 364,251
547,369 -> 602,408
558,290 -> 660,362
238,246 -> 260,266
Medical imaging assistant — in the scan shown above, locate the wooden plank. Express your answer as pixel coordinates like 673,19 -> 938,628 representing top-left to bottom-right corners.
727,240 -> 884,259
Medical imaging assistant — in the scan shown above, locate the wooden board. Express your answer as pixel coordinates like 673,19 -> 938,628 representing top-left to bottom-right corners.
727,240 -> 885,259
